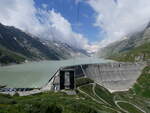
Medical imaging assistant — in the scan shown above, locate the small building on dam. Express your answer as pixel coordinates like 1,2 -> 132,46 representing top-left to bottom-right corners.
0,58 -> 146,96
53,69 -> 75,91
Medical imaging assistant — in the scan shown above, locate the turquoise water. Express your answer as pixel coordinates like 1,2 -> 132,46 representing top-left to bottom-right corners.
0,57 -> 113,88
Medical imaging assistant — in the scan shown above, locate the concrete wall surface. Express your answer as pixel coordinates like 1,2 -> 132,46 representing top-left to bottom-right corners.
82,63 -> 146,92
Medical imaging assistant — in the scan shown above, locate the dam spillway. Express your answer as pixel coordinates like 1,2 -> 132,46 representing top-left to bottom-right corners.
77,63 -> 145,92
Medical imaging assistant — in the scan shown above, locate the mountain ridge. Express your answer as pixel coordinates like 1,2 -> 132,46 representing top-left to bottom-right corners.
0,23 -> 88,64
97,23 -> 150,62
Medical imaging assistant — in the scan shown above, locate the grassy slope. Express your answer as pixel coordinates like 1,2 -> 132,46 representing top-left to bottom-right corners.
109,42 -> 150,62
0,78 -> 118,113
130,66 -> 150,98
95,84 -> 114,105
113,66 -> 150,113
0,92 -> 99,113
78,77 -> 150,113
0,46 -> 26,64
0,68 -> 150,113
75,77 -> 94,87
79,84 -> 119,113
117,102 -> 143,113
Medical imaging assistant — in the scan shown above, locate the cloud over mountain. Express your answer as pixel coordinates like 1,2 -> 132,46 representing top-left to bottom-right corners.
87,0 -> 150,47
0,0 -> 95,52
2,0 -> 149,52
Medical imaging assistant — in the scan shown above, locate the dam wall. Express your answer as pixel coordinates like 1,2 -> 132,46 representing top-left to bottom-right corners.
0,62 -> 146,95
81,63 -> 145,92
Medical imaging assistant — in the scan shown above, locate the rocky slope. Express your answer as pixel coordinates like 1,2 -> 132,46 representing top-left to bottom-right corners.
0,23 -> 88,64
97,23 -> 150,62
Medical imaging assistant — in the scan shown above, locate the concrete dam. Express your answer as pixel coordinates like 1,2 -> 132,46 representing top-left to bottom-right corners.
0,59 -> 146,96
59,62 -> 146,92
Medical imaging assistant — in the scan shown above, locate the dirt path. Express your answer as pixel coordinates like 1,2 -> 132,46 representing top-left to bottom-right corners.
115,100 -> 146,113
77,83 -> 121,113
78,83 -> 146,113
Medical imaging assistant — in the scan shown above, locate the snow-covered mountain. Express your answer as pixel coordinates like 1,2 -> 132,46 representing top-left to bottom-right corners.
0,23 -> 89,64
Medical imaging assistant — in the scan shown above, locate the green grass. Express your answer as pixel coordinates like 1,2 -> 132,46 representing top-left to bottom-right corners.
79,84 -> 119,113
95,84 -> 115,105
131,66 -> 150,98
75,77 -> 94,87
0,83 -> 148,113
113,66 -> 150,112
77,66 -> 150,112
0,67 -> 150,113
0,90 -> 120,113
79,84 -> 95,97
79,84 -> 104,104
109,42 -> 150,62
0,46 -> 26,64
0,92 -> 100,113
117,102 -> 143,113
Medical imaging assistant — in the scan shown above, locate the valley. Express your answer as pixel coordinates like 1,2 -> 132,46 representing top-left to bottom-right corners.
0,22 -> 149,113
0,6 -> 150,113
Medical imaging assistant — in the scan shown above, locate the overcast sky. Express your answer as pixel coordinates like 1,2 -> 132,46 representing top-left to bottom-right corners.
0,0 -> 150,53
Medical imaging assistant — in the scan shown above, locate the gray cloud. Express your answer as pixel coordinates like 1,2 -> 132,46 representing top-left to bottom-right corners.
87,0 -> 150,47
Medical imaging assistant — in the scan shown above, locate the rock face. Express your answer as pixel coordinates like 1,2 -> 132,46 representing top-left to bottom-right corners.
81,63 -> 146,92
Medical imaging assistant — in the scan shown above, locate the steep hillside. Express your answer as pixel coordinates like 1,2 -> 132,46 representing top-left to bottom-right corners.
0,23 -> 88,65
40,40 -> 89,60
109,42 -> 150,62
0,45 -> 26,64
130,66 -> 150,98
97,23 -> 150,62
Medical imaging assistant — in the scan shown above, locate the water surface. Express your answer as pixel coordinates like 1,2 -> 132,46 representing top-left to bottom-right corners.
0,57 -> 113,88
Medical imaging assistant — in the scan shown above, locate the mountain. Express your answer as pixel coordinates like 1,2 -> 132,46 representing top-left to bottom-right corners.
97,23 -> 150,62
40,39 -> 89,59
0,23 -> 88,64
